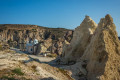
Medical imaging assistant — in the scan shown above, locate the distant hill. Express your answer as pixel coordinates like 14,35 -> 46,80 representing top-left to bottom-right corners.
0,24 -> 73,55
0,24 -> 71,40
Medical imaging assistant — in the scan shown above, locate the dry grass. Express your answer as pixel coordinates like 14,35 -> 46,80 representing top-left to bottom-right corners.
47,53 -> 57,57
0,45 -> 3,51
31,65 -> 37,72
58,68 -> 74,80
5,49 -> 15,53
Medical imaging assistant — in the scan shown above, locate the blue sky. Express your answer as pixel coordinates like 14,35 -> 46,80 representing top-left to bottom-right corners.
0,0 -> 120,36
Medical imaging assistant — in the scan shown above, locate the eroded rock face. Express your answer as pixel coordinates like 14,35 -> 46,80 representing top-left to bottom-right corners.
58,15 -> 120,80
64,31 -> 73,43
0,24 -> 73,55
81,14 -> 120,80
60,16 -> 97,63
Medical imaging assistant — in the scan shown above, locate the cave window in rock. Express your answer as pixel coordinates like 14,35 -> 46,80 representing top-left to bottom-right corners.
51,35 -> 55,40
31,48 -> 32,51
14,31 -> 18,34
0,29 -> 3,32
44,31 -> 51,40
26,30 -> 29,34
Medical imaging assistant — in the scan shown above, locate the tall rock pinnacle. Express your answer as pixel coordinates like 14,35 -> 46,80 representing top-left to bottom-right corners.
60,15 -> 97,63
82,14 -> 120,80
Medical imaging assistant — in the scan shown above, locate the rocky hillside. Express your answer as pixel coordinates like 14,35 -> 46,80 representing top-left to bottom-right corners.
0,24 -> 73,55
58,14 -> 120,80
0,49 -> 73,80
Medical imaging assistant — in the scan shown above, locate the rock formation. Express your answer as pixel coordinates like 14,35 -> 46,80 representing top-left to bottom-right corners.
60,16 -> 97,63
81,14 -> 120,80
0,24 -> 73,55
0,50 -> 73,80
58,14 -> 120,80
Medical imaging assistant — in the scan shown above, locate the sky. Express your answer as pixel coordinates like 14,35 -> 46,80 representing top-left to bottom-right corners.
0,0 -> 120,36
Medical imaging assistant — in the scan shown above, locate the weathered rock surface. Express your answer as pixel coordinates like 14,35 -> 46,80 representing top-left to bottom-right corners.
0,41 -> 9,50
60,16 -> 97,63
57,14 -> 120,80
81,14 -> 120,80
0,24 -> 73,55
0,50 -> 73,80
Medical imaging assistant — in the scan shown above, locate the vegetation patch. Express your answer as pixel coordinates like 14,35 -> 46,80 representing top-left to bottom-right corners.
32,29 -> 37,32
47,53 -> 57,57
58,68 -> 74,80
1,76 -> 17,80
4,50 -> 15,53
1,76 -> 32,80
0,45 -> 3,51
12,68 -> 24,75
31,65 -> 37,72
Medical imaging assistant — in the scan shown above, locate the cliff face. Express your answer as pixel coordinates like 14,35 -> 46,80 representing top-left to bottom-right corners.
60,16 -> 97,63
0,24 -> 73,55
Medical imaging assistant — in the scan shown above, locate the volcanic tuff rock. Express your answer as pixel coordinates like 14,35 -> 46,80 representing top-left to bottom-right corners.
0,24 -> 73,55
81,14 -> 120,80
60,15 -> 97,63
0,50 -> 73,80
58,14 -> 120,80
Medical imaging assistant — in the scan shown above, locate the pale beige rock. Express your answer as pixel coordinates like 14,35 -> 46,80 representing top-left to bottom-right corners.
62,61 -> 87,80
81,14 -> 120,80
0,24 -> 73,55
36,66 -> 58,80
60,16 -> 97,63
0,50 -> 73,80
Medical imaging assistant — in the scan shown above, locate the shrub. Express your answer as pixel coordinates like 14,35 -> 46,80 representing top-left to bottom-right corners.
12,68 -> 24,75
31,65 -> 37,72
1,76 -> 32,80
0,45 -> 3,51
1,76 -> 16,80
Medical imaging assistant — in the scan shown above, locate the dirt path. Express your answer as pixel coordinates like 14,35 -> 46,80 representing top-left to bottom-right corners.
10,47 -> 58,66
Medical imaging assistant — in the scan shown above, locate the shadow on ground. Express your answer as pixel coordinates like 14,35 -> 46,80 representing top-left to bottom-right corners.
40,77 -> 56,80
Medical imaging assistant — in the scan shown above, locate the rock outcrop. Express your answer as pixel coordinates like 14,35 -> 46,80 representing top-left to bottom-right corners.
81,14 -> 120,80
0,41 -> 9,50
0,24 -> 73,55
0,50 -> 73,80
58,14 -> 120,80
60,16 -> 97,63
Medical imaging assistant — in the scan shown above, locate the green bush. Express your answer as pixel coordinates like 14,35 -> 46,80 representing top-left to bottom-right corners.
0,45 -> 3,51
1,76 -> 32,80
12,68 -> 24,75
1,76 -> 16,80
